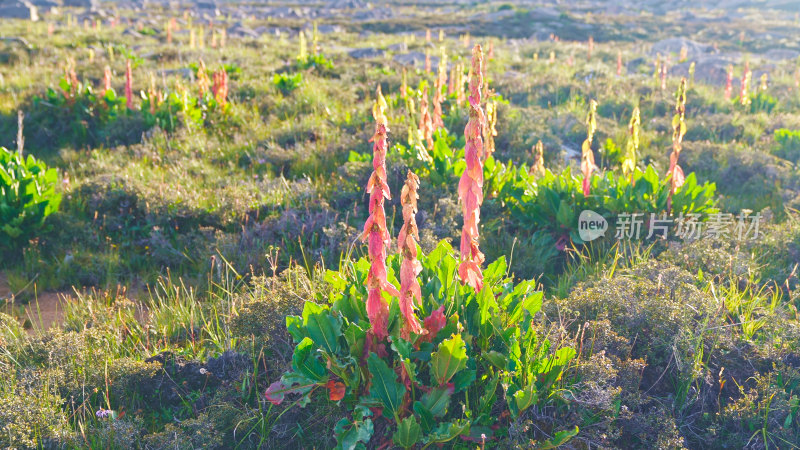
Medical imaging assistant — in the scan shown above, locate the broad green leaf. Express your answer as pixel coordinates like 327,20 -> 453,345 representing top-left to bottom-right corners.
391,339 -> 419,385
412,401 -> 435,432
535,426 -> 579,449
335,406 -> 374,450
393,416 -> 421,449
512,384 -> 538,417
485,350 -> 509,370
344,323 -> 366,359
421,386 -> 451,417
430,334 -> 468,386
292,337 -> 327,382
452,369 -> 476,393
366,353 -> 406,419
556,200 -> 573,228
286,315 -> 306,343
423,420 -> 470,444
302,302 -> 342,354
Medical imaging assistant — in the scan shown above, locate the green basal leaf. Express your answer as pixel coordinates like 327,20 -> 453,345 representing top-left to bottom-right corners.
335,405 -> 374,450
344,322 -> 366,359
393,416 -> 421,449
302,302 -> 342,354
412,401 -> 435,433
366,353 -> 406,419
535,426 -> 579,449
423,419 -> 470,444
431,334 -> 469,386
421,386 -> 451,417
292,337 -> 328,383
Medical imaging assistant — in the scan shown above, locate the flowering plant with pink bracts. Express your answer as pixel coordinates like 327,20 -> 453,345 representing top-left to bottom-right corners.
211,68 -> 229,107
271,238 -> 575,448
361,85 -> 399,340
724,64 -> 733,100
431,47 -> 447,132
667,78 -> 687,214
418,85 -> 434,152
457,44 -> 487,292
397,170 -> 423,339
269,53 -> 578,448
124,59 -> 134,109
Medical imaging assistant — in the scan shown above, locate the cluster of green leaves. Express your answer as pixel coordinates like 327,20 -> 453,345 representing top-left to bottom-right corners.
272,241 -> 577,449
486,162 -> 718,246
273,73 -> 303,95
773,128 -> 800,164
748,90 -> 779,114
33,76 -> 127,143
140,90 -> 204,132
188,62 -> 242,80
0,147 -> 60,253
30,72 -> 231,148
296,54 -> 334,72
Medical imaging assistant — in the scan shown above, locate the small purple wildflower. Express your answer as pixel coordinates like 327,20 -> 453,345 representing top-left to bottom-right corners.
96,409 -> 111,419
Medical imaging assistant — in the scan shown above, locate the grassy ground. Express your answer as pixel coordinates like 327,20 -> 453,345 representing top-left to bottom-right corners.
2,2 -> 800,448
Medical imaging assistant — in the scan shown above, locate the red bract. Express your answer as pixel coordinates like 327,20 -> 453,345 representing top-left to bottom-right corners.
197,59 -> 210,98
421,305 -> 446,342
265,380 -> 285,405
102,66 -> 112,96
724,65 -> 733,100
457,45 -> 486,292
125,59 -> 133,109
432,49 -> 446,132
398,171 -> 423,339
419,85 -> 434,151
740,61 -> 751,106
362,86 -> 399,339
212,68 -> 228,106
326,380 -> 346,401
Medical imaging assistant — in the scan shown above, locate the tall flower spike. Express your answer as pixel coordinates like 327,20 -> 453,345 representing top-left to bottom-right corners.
401,67 -> 407,99
740,61 -> 751,106
148,74 -> 158,114
212,68 -> 228,106
362,86 -> 399,339
125,59 -> 133,109
724,65 -> 733,100
455,64 -> 465,106
530,140 -> 545,176
622,107 -> 640,182
197,59 -> 210,98
616,51 -> 623,76
448,64 -> 456,96
458,44 -> 486,292
398,170 -> 423,339
419,85 -> 434,151
580,99 -> 597,196
667,78 -> 688,214
424,49 -> 431,73
102,66 -> 112,96
432,47 -> 446,132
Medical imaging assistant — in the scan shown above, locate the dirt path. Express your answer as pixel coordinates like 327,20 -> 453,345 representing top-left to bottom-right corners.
1,272 -> 67,333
